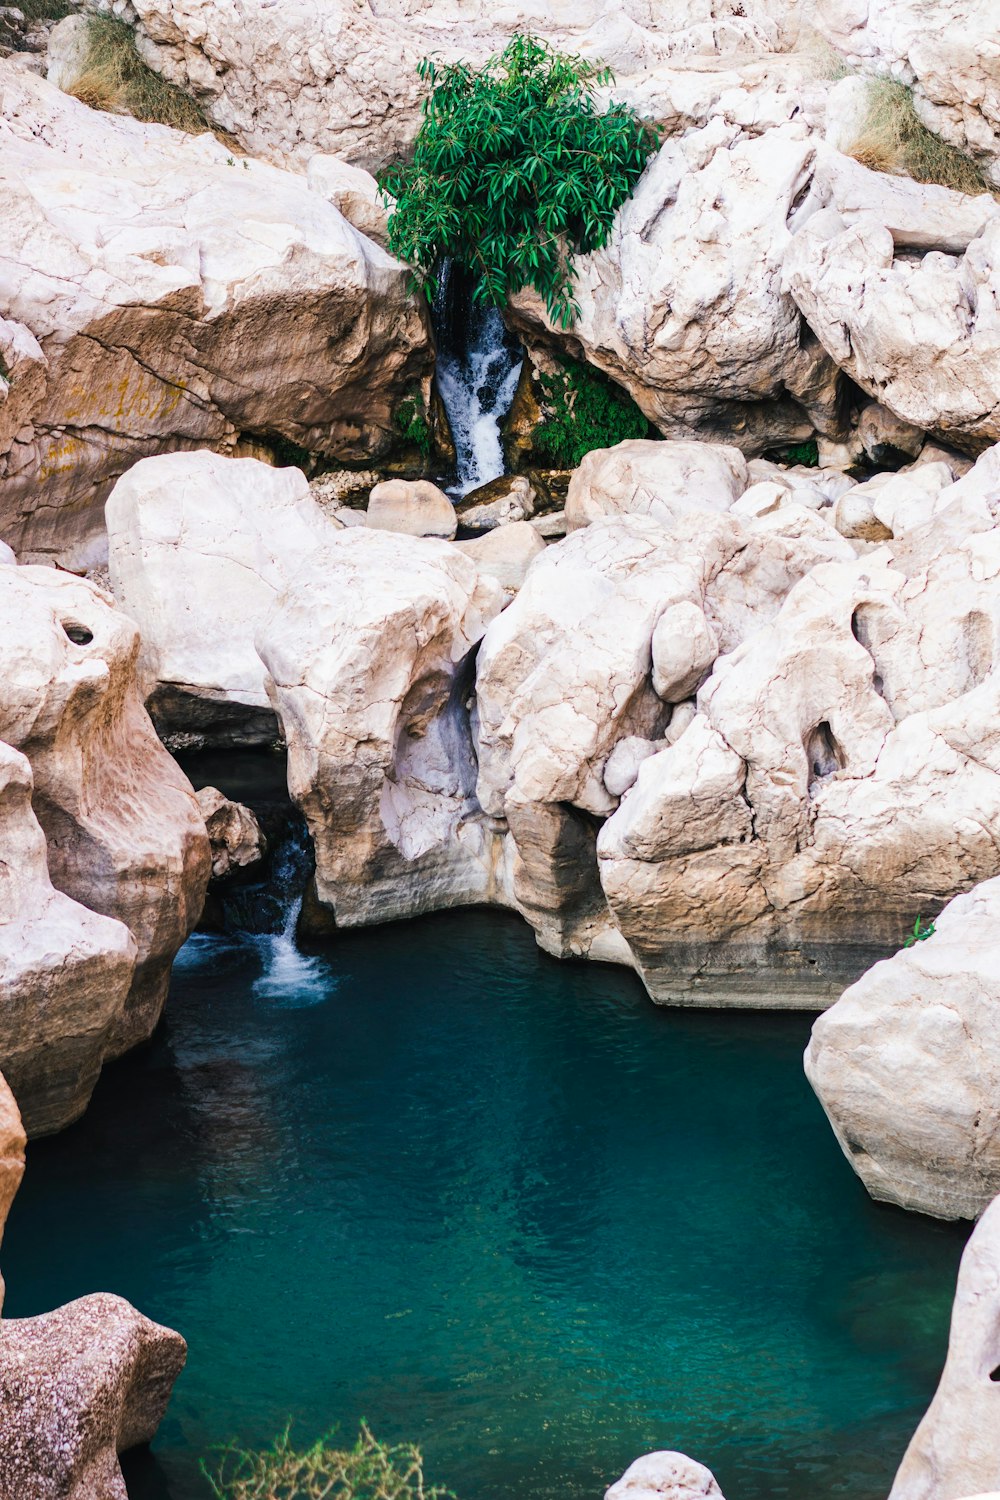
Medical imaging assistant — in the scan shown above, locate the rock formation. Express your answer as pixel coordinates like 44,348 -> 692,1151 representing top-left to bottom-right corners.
806,876 -> 1000,1220
0,62 -> 432,568
197,786 -> 267,881
889,1193 -> 1000,1500
258,527 -> 508,926
605,1452 -> 727,1500
0,1073 -> 26,1314
565,440 -> 749,532
0,739 -> 136,1137
107,450 -> 339,745
0,565 -> 209,1101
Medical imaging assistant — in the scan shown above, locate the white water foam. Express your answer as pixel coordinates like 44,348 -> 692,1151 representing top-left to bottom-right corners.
436,299 -> 522,496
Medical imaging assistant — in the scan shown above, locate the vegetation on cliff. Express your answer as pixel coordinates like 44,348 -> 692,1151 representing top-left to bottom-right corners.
382,33 -> 658,329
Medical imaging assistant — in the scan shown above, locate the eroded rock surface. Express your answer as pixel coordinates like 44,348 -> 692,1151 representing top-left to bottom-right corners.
196,786 -> 267,881
889,1194 -> 1000,1500
606,1451 -> 727,1500
0,1073 -> 26,1314
0,565 -> 209,1070
0,1293 -> 187,1500
0,63 -> 431,568
806,877 -> 1000,1220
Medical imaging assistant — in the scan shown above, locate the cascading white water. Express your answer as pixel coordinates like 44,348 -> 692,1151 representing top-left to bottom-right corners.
433,263 -> 523,496
246,817 -> 328,1008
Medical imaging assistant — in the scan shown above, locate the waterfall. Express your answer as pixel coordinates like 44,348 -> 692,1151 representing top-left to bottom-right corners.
249,817 -> 327,1008
432,261 -> 523,495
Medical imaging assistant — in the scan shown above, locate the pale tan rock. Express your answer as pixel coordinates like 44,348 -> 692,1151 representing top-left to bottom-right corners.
858,401 -> 926,464
0,1293 -> 187,1500
0,1072 -> 25,1314
457,475 -> 536,533
366,479 -> 457,539
305,153 -> 390,244
0,566 -> 209,1065
889,1194 -> 1000,1500
0,739 -> 135,1137
511,121 -> 845,452
107,451 -> 340,745
565,440 -> 749,532
257,528 -> 506,926
196,786 -> 266,880
0,62 -> 431,568
606,1451 -> 727,1500
806,875 -> 1000,1220
454,521 -> 545,603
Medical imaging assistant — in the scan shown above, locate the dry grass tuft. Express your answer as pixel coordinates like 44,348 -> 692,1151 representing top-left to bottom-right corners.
849,78 -> 994,197
68,15 -> 213,136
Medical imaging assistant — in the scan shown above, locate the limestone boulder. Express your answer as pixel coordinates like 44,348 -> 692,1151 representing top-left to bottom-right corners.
0,62 -> 431,569
366,479 -> 457,539
454,521 -> 546,604
0,739 -> 135,1138
0,1072 -> 25,1314
0,1293 -> 187,1500
0,565 -> 209,1067
606,1452 -> 726,1500
106,451 -> 338,745
510,120 -> 845,453
889,1194 -> 1000,1500
786,152 -> 1000,454
475,509 -> 849,959
598,465 -> 1000,1005
196,786 -> 267,882
565,440 -> 749,532
813,0 -> 1000,188
805,876 -> 1000,1220
257,527 -> 507,926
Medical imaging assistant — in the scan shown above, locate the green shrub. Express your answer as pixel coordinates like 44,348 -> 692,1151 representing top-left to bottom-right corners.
849,79 -> 993,197
203,1423 -> 456,1500
14,0 -> 78,20
534,357 -> 651,468
382,33 -> 659,329
395,386 -> 432,459
773,439 -> 820,468
69,15 -> 214,136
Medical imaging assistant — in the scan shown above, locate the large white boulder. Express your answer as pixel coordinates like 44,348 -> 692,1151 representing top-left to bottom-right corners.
257,528 -> 507,926
787,150 -> 1000,454
806,876 -> 1000,1220
107,450 -> 339,744
0,62 -> 431,569
565,440 -> 750,531
510,120 -> 845,452
889,1194 -> 1000,1500
606,1452 -> 726,1500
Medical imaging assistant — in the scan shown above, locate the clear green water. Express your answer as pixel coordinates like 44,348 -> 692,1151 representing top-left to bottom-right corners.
3,909 -> 967,1500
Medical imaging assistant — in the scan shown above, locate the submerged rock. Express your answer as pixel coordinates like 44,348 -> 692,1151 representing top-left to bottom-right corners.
806,876 -> 1000,1220
0,62 -> 431,569
889,1194 -> 1000,1500
0,1293 -> 187,1500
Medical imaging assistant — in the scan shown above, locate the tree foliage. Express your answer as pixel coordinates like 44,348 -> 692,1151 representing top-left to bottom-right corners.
382,33 -> 658,328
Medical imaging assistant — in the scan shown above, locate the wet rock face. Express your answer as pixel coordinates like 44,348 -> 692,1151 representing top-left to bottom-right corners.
806,875 -> 1000,1221
889,1195 -> 1000,1500
0,1293 -> 187,1500
0,566 -> 209,1073
0,62 -> 432,569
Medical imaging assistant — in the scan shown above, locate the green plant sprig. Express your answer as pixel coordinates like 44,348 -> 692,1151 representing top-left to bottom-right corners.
202,1421 -> 457,1500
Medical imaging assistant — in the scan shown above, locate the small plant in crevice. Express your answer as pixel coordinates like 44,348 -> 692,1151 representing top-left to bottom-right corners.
848,79 -> 994,198
769,439 -> 820,468
534,357 -> 651,469
203,1422 -> 457,1500
395,385 -> 433,460
381,32 -> 659,329
68,15 -> 216,137
902,915 -> 936,949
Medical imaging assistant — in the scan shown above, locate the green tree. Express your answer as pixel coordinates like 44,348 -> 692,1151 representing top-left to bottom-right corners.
382,33 -> 658,328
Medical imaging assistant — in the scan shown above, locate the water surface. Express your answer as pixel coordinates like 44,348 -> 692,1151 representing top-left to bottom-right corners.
4,910 -> 966,1500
